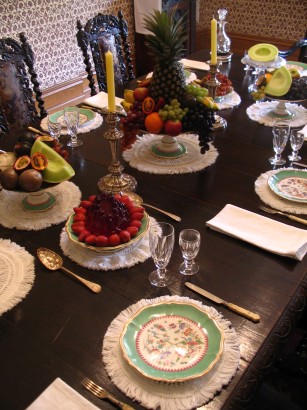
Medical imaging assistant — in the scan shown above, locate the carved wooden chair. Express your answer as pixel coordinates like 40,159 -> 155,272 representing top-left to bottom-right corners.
76,10 -> 135,96
278,34 -> 307,63
0,33 -> 47,142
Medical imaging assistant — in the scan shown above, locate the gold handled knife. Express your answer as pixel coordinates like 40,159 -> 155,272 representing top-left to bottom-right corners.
185,282 -> 260,323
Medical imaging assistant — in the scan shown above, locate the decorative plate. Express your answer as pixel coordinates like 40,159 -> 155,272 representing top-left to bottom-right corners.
65,211 -> 149,253
268,169 -> 307,203
286,61 -> 307,72
120,301 -> 223,382
49,108 -> 95,128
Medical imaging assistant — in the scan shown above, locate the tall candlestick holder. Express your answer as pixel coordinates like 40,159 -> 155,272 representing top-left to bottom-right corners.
207,63 -> 227,129
97,112 -> 137,194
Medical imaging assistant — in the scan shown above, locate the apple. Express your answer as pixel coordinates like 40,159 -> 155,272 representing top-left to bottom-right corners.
164,119 -> 182,137
133,87 -> 150,102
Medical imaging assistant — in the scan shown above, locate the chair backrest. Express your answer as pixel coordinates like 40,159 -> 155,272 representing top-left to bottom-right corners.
0,33 -> 47,141
278,35 -> 307,63
77,10 -> 135,96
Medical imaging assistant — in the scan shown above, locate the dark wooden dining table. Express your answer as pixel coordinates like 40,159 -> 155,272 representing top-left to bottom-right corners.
0,50 -> 306,410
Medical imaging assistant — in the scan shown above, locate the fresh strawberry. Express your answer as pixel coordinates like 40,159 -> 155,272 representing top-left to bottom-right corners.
73,207 -> 87,214
119,230 -> 131,243
73,213 -> 86,222
95,235 -> 108,247
129,206 -> 145,214
85,235 -> 97,245
80,200 -> 92,209
127,226 -> 138,237
130,219 -> 142,228
130,212 -> 144,221
88,195 -> 96,202
78,230 -> 90,242
108,234 -> 120,246
71,224 -> 86,234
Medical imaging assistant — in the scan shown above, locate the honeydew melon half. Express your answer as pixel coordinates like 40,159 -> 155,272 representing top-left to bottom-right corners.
31,139 -> 75,183
264,66 -> 292,97
248,43 -> 279,62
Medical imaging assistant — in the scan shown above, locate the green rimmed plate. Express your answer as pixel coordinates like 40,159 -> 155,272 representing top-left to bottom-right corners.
65,211 -> 149,253
50,108 -> 95,128
120,301 -> 224,382
286,61 -> 307,71
268,169 -> 307,203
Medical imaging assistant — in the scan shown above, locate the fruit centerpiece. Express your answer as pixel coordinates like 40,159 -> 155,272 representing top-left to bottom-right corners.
120,9 -> 217,156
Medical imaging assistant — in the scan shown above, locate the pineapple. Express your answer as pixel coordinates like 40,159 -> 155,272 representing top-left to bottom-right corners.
143,9 -> 188,102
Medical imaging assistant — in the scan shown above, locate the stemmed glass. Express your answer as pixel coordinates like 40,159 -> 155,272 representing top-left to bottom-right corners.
64,106 -> 83,147
47,115 -> 62,145
179,229 -> 201,275
269,120 -> 290,165
149,222 -> 175,287
288,129 -> 305,162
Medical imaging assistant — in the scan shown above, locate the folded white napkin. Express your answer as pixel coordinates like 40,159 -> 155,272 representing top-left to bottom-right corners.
299,123 -> 307,141
206,204 -> 307,261
26,378 -> 99,409
83,91 -> 123,110
134,0 -> 162,34
180,58 -> 210,71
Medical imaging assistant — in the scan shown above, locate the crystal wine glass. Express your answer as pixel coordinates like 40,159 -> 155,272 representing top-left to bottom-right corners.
288,128 -> 305,162
179,229 -> 201,275
269,120 -> 290,165
64,106 -> 83,147
149,222 -> 175,287
47,115 -> 62,144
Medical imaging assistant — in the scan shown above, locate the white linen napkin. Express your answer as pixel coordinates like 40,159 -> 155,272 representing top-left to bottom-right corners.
83,91 -> 123,110
26,378 -> 99,410
134,0 -> 162,34
206,204 -> 307,261
180,58 -> 210,71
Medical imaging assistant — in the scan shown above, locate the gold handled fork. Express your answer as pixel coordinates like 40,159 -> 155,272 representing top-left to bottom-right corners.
82,378 -> 135,409
259,205 -> 307,226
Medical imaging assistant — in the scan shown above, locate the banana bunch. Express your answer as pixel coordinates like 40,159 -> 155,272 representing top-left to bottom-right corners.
202,96 -> 219,110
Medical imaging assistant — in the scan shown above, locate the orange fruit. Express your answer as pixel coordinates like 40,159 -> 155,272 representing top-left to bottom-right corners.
144,112 -> 164,134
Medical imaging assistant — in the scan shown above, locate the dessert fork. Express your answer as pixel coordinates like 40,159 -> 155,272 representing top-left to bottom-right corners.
82,378 -> 134,409
259,205 -> 307,225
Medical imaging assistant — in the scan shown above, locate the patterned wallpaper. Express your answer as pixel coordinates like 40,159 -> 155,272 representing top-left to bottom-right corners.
0,0 -> 306,91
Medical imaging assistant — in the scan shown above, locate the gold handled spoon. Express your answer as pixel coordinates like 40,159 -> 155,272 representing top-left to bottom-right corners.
37,247 -> 101,293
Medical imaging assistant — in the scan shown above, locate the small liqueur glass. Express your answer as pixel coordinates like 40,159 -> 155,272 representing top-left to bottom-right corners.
64,106 -> 83,147
269,120 -> 290,166
149,222 -> 175,287
179,229 -> 201,275
47,115 -> 62,144
288,128 -> 305,162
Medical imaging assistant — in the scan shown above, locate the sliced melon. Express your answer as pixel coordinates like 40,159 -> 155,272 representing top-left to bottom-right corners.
31,139 -> 75,183
264,66 -> 292,97
248,43 -> 278,62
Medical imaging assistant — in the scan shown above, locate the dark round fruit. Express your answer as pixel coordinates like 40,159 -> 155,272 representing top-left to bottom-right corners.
18,169 -> 43,192
14,155 -> 31,173
181,94 -> 197,108
14,141 -> 32,157
17,132 -> 37,145
0,167 -> 19,190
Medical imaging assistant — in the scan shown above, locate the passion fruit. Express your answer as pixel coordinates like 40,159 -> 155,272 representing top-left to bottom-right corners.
30,152 -> 48,171
18,169 -> 43,192
0,167 -> 19,190
14,155 -> 31,173
14,141 -> 32,157
17,132 -> 37,145
36,135 -> 55,147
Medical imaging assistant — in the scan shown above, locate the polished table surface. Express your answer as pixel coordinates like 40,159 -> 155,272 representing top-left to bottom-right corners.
0,50 -> 307,409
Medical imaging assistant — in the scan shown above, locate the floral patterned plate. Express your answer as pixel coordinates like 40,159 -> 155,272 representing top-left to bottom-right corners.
120,301 -> 223,382
268,169 -> 307,203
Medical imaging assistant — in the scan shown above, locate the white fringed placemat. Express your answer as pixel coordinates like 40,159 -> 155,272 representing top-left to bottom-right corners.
41,112 -> 103,135
246,101 -> 307,127
0,239 -> 35,315
255,168 -> 307,214
122,134 -> 218,174
216,91 -> 241,110
0,181 -> 81,230
60,217 -> 158,271
102,295 -> 240,410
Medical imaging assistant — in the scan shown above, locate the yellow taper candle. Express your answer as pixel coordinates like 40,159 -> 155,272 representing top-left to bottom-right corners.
211,17 -> 217,65
105,50 -> 116,112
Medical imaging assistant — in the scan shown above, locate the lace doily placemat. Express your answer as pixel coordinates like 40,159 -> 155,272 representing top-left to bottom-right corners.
60,217 -> 158,271
122,134 -> 218,174
102,295 -> 240,410
0,181 -> 81,230
0,239 -> 35,315
217,91 -> 241,110
40,112 -> 103,135
255,168 -> 307,214
246,101 -> 307,127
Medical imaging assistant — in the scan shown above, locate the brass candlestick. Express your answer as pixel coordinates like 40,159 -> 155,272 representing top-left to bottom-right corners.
97,112 -> 137,194
208,63 -> 227,129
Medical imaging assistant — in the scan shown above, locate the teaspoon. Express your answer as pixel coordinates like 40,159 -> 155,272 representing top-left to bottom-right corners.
37,247 -> 101,293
